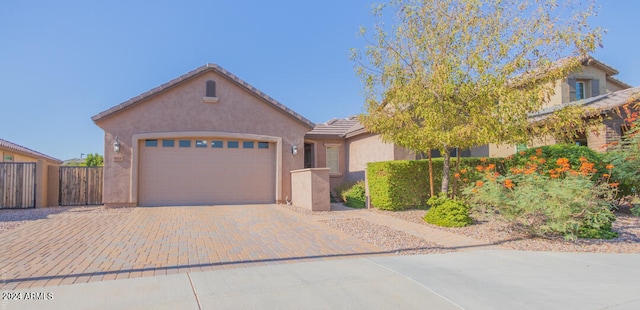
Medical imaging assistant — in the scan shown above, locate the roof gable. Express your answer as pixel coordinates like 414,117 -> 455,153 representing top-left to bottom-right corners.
0,138 -> 62,163
91,64 -> 315,129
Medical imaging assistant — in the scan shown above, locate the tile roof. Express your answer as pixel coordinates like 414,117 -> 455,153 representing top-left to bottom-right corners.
530,86 -> 640,122
91,64 -> 315,129
0,138 -> 62,163
305,116 -> 361,138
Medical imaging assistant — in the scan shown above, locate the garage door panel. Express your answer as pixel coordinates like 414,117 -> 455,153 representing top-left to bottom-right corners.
139,139 -> 275,206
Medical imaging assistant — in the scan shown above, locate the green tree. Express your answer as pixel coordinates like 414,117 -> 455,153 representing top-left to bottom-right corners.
83,153 -> 104,167
352,0 -> 601,195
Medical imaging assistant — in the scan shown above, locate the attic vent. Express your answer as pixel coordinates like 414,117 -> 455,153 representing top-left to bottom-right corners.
203,80 -> 219,103
206,80 -> 216,97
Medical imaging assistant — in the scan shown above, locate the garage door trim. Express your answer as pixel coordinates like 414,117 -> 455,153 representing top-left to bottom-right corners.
131,131 -> 282,205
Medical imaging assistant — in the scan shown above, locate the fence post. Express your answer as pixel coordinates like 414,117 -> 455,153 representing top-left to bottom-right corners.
48,164 -> 60,207
35,160 -> 47,208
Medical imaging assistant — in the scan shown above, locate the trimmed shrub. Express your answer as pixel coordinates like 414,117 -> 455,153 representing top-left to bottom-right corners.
423,195 -> 472,227
341,181 -> 367,209
366,158 -> 505,210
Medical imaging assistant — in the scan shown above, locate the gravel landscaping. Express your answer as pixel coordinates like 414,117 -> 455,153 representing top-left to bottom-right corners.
372,208 -> 640,253
321,218 -> 450,255
0,206 -> 132,234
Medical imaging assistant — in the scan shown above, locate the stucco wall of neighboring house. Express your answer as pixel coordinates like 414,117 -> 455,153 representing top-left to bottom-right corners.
488,143 -> 516,158
545,66 -> 611,110
546,81 -> 565,109
95,70 -> 310,206
529,135 -> 558,148
607,81 -> 627,93
568,66 -> 608,97
1,150 -> 38,162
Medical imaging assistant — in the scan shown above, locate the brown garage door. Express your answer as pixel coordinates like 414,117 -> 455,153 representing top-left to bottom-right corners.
138,138 -> 276,206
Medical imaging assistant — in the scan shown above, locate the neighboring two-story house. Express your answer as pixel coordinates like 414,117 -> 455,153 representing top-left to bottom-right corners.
487,56 -> 637,157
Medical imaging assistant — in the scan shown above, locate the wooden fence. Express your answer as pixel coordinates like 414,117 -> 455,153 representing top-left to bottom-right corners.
0,163 -> 36,209
59,166 -> 103,206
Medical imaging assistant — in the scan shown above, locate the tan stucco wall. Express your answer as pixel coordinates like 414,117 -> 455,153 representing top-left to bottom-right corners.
290,168 -> 330,211
567,66 -> 608,101
529,135 -> 558,148
544,65 -> 621,110
47,165 -> 60,206
393,144 -> 417,161
488,143 -> 516,158
606,81 -> 626,93
95,70 -> 310,206
346,134 -> 395,182
1,149 -> 38,163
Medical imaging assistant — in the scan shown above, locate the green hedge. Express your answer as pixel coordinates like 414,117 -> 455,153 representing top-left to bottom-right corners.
367,157 -> 506,210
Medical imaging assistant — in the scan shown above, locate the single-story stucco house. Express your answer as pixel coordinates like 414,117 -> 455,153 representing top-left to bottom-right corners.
92,64 -> 414,207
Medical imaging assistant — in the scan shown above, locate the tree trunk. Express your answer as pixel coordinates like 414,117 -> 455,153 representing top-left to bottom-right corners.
428,150 -> 434,197
441,147 -> 451,194
451,149 -> 461,198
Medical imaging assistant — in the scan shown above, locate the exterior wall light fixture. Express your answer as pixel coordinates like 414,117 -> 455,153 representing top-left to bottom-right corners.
114,136 -> 121,153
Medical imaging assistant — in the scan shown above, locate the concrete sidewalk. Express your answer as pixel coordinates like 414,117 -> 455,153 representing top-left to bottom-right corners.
4,250 -> 639,310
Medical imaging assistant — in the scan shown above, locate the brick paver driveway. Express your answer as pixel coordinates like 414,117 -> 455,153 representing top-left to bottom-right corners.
0,205 -> 383,290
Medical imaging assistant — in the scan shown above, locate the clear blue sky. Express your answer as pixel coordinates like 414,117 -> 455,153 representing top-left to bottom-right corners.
1,0 -> 638,161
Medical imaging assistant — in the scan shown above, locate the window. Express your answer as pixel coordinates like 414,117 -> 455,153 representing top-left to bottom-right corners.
179,140 -> 191,148
145,139 -> 158,147
3,154 -> 14,162
196,140 -> 208,148
211,140 -> 223,148
206,80 -> 216,97
228,141 -> 239,148
243,141 -> 254,149
162,140 -> 174,147
258,142 -> 269,149
576,81 -> 586,100
326,146 -> 339,174
573,132 -> 588,147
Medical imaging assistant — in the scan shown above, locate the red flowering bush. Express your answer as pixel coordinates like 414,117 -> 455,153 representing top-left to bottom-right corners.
464,153 -> 618,240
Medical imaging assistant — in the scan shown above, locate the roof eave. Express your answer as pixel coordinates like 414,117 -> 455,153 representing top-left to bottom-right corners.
304,133 -> 346,140
0,140 -> 63,164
